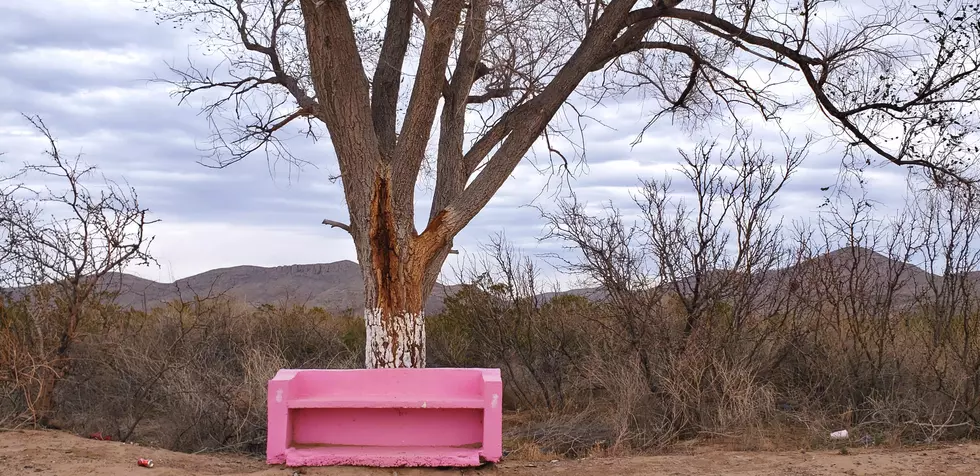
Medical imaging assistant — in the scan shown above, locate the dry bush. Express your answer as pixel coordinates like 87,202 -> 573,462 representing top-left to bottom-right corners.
0,117 -> 154,426
47,294 -> 362,453
429,235 -> 593,412
652,347 -> 777,441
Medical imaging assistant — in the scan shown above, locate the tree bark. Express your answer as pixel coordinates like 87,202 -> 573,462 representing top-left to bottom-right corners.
363,305 -> 426,368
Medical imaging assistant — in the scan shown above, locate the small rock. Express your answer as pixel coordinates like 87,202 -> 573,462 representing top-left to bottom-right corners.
550,459 -> 559,463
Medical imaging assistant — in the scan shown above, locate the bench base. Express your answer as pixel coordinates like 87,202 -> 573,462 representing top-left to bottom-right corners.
285,446 -> 484,467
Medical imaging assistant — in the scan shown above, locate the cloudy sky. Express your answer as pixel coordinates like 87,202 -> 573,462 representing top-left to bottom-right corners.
0,0 -> 912,287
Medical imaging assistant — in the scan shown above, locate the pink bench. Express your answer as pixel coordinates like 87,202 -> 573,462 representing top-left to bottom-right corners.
266,368 -> 503,467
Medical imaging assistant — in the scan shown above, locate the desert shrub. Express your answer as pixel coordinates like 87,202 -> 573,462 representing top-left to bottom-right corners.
48,295 -> 362,452
428,243 -> 594,412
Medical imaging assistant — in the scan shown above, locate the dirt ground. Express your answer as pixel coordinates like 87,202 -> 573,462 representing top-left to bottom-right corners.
1,430 -> 978,476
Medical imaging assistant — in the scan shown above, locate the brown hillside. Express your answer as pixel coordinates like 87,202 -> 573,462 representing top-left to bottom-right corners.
79,247 -> 960,316
98,261 -> 454,315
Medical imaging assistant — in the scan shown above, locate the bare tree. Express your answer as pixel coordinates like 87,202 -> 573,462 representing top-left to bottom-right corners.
0,116 -> 155,425
914,182 -> 980,423
543,195 -> 663,390
545,130 -> 802,389
148,0 -> 980,367
639,130 -> 803,338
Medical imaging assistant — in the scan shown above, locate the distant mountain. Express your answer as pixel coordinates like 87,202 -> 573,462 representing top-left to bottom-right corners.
544,246 -> 943,311
98,261 -> 455,316
73,246 -> 975,316
657,246 -> 945,311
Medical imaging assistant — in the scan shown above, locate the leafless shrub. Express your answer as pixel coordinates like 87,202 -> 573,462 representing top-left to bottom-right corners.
911,181 -> 980,429
530,133 -> 980,453
431,234 -> 591,411
52,294 -> 363,453
0,116 -> 155,426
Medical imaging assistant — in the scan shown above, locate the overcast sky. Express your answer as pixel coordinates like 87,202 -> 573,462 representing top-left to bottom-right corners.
0,0 -> 913,287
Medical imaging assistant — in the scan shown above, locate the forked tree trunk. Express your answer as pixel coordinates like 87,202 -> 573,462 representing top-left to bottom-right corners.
357,175 -> 450,369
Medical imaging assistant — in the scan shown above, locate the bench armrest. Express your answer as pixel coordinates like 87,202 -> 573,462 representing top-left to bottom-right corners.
267,369 -> 300,463
481,369 -> 503,461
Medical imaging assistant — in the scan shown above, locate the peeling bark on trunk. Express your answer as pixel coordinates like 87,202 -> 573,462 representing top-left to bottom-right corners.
364,307 -> 426,368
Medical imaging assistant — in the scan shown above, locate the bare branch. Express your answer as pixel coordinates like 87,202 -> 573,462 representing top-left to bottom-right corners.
466,87 -> 517,103
414,0 -> 430,25
392,0 -> 467,203
431,0 -> 491,221
372,0 -> 416,157
321,219 -> 352,233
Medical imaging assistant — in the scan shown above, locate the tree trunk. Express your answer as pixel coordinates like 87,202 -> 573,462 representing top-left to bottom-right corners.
32,363 -> 61,426
358,175 -> 450,368
361,238 -> 436,368
363,303 -> 426,368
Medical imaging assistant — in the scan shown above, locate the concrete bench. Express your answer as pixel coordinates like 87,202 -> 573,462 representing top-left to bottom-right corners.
266,368 -> 502,467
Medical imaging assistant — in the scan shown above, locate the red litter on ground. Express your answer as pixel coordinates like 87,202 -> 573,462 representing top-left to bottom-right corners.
137,458 -> 154,468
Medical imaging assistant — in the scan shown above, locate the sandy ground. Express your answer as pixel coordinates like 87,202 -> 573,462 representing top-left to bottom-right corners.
1,430 -> 978,475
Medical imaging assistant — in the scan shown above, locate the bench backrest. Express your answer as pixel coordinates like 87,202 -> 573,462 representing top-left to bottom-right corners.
288,368 -> 486,400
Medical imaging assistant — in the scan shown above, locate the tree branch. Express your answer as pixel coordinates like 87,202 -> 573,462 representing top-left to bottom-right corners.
466,87 -> 516,103
392,0 -> 467,203
300,0 -> 384,222
431,0 -> 490,223
321,219 -> 352,233
663,7 -> 824,67
150,0 -> 321,169
442,0 -> 640,236
372,0 -> 416,158
234,0 -> 319,112
414,0 -> 430,25
797,62 -> 965,182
